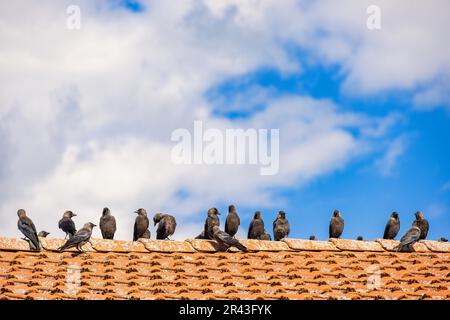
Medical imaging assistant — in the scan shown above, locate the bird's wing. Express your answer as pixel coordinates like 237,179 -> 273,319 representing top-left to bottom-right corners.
400,228 -> 420,246
248,221 -> 254,239
64,229 -> 90,247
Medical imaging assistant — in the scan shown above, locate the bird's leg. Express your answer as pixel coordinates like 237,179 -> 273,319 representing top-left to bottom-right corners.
64,233 -> 68,240
77,243 -> 84,253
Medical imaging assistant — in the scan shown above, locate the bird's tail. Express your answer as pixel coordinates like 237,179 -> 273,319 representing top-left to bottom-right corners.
235,242 -> 248,252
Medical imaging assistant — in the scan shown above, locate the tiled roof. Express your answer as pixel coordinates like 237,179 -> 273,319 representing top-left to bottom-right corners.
0,236 -> 449,300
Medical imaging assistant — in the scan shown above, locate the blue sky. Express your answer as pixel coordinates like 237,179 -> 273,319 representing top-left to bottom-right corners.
206,62 -> 450,240
0,0 -> 448,241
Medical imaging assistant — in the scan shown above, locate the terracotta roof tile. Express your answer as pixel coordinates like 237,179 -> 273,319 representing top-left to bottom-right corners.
0,236 -> 448,300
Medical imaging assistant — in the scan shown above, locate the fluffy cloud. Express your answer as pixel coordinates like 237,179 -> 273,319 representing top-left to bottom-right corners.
0,0 -> 446,240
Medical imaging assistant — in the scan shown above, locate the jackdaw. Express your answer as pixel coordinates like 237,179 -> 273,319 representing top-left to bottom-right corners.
58,211 -> 77,239
329,210 -> 344,239
17,209 -> 40,250
383,212 -> 400,240
412,211 -> 429,240
225,205 -> 240,237
38,231 -> 50,238
438,237 -> 448,242
273,211 -> 290,241
213,226 -> 247,252
248,211 -> 264,240
356,236 -> 364,241
309,235 -> 316,241
58,222 -> 96,252
397,226 -> 421,252
153,213 -> 177,240
133,208 -> 149,241
99,207 -> 116,240
204,207 -> 220,240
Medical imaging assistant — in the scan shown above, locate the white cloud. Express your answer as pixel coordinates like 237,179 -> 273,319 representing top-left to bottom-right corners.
375,135 -> 409,176
2,0 -> 445,240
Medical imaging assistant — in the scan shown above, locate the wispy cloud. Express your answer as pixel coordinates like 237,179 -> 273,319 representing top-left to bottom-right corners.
375,135 -> 409,177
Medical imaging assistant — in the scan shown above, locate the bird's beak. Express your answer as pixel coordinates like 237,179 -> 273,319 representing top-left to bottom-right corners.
154,221 -> 157,226
72,214 -> 77,217
217,212 -> 221,215
134,210 -> 139,213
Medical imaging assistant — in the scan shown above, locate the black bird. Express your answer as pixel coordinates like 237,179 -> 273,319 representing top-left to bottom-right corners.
133,208 -> 149,241
438,237 -> 448,242
58,211 -> 77,239
213,226 -> 247,252
248,211 -> 264,240
204,207 -> 220,240
225,205 -> 240,237
58,222 -> 96,252
329,210 -> 344,239
17,209 -> 40,250
38,231 -> 50,238
99,207 -> 116,240
153,213 -> 177,240
412,211 -> 429,240
397,226 -> 421,252
383,212 -> 400,239
259,230 -> 272,241
309,235 -> 316,241
273,211 -> 290,241
356,236 -> 364,241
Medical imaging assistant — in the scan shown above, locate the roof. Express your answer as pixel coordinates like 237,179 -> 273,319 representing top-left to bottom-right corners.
0,236 -> 449,300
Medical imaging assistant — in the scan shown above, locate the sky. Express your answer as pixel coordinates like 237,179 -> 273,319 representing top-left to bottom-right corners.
0,0 -> 449,242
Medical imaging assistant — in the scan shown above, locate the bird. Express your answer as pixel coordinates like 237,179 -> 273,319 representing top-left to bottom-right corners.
329,210 -> 344,239
153,213 -> 177,240
248,211 -> 264,240
99,207 -> 116,240
225,205 -> 240,237
58,222 -> 96,252
259,230 -> 272,241
273,211 -> 290,241
133,208 -> 149,241
383,212 -> 400,240
213,226 -> 247,252
309,235 -> 316,240
204,207 -> 220,240
438,237 -> 448,242
17,209 -> 40,250
38,231 -> 50,238
58,211 -> 77,239
356,236 -> 364,241
397,226 -> 421,252
412,211 -> 429,240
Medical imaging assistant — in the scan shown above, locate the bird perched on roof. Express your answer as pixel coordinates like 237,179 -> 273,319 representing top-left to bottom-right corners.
38,231 -> 50,238
225,205 -> 240,237
58,211 -> 77,239
309,235 -> 316,241
356,236 -> 364,241
397,226 -> 421,252
204,207 -> 220,240
412,211 -> 429,240
99,207 -> 116,240
248,211 -> 264,240
383,212 -> 400,240
438,237 -> 448,242
133,208 -> 149,241
329,210 -> 344,239
58,222 -> 96,252
273,211 -> 290,241
17,209 -> 40,251
259,231 -> 272,241
153,213 -> 177,240
213,226 -> 247,252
